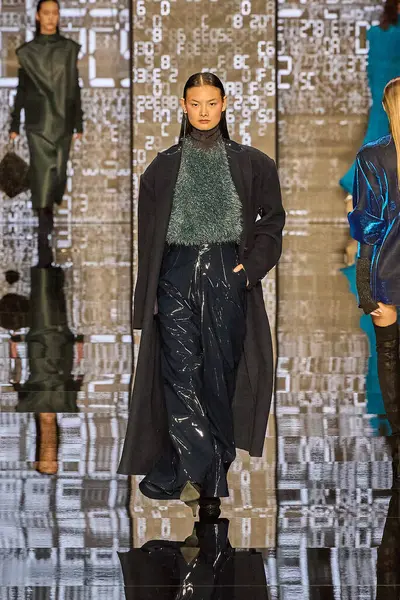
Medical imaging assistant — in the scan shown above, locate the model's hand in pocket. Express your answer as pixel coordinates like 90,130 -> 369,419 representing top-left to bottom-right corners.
233,264 -> 249,286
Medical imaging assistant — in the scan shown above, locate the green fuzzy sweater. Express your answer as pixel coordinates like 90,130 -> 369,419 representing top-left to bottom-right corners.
166,129 -> 243,246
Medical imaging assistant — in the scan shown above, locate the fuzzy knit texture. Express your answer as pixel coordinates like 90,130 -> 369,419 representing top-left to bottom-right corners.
166,129 -> 243,246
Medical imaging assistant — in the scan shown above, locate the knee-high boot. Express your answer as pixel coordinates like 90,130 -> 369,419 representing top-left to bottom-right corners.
374,322 -> 400,433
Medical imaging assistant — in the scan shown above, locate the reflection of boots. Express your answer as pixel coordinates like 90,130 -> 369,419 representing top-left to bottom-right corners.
374,323 -> 400,434
37,208 -> 54,268
199,497 -> 221,520
181,526 -> 200,564
34,413 -> 59,475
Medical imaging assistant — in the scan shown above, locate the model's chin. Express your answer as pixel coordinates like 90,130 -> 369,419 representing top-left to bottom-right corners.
194,122 -> 217,130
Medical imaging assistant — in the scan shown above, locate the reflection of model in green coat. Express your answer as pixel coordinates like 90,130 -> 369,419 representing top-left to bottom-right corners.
10,32 -> 83,210
14,266 -> 83,413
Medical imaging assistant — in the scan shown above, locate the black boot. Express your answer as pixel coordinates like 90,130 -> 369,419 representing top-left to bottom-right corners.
374,322 -> 400,434
199,497 -> 221,520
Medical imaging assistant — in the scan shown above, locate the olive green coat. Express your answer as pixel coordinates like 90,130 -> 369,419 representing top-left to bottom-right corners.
10,33 -> 83,209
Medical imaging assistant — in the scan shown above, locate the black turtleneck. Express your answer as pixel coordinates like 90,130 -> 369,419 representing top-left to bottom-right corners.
189,124 -> 222,148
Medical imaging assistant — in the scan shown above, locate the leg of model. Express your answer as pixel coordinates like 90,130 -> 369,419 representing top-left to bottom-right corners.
140,245 -> 214,504
199,244 -> 247,504
371,305 -> 400,481
374,311 -> 400,486
37,207 -> 54,267
372,304 -> 399,431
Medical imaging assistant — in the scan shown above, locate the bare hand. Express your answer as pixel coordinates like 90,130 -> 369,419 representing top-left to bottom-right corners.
371,302 -> 387,317
74,133 -> 83,141
370,303 -> 397,324
9,132 -> 18,140
233,263 -> 249,286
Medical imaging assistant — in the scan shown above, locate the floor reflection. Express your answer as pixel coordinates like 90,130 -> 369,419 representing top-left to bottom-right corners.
2,218 -> 400,597
377,490 -> 400,599
119,518 -> 269,599
11,266 -> 84,414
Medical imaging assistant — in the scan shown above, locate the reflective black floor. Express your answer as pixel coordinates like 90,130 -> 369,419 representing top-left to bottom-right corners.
1,222 -> 400,599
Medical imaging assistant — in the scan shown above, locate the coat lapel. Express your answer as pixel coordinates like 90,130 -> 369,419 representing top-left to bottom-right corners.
225,142 -> 252,203
154,147 -> 182,241
225,141 -> 253,253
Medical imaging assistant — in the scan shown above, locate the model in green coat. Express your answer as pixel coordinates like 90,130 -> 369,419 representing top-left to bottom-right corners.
10,0 -> 83,267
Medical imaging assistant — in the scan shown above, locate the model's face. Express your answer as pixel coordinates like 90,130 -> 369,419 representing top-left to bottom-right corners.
181,85 -> 227,131
36,2 -> 59,35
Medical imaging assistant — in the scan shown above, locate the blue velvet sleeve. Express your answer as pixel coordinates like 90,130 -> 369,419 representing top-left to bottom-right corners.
348,153 -> 387,245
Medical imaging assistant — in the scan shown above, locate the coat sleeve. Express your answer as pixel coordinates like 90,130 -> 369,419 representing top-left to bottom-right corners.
355,243 -> 379,314
73,66 -> 84,133
348,152 -> 386,245
242,156 -> 285,288
133,169 -> 155,329
10,68 -> 26,134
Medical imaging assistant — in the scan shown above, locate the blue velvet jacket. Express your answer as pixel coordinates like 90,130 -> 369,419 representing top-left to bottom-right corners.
340,18 -> 400,194
349,135 -> 400,305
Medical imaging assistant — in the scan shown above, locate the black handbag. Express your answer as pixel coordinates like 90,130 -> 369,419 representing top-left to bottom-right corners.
0,143 -> 29,198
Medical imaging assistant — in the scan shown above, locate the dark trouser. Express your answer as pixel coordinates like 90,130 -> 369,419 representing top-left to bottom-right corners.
37,207 -> 54,267
144,243 -> 247,498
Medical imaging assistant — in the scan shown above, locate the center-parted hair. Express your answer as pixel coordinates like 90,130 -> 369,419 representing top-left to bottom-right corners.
383,76 -> 400,188
35,0 -> 60,36
179,72 -> 230,140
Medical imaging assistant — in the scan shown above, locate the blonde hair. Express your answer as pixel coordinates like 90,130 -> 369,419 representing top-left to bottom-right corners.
383,76 -> 400,188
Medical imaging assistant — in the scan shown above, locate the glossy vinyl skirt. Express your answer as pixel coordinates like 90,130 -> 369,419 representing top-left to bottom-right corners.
141,242 -> 247,498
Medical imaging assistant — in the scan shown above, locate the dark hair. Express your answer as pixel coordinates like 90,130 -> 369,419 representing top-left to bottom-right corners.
380,0 -> 399,30
179,72 -> 230,140
35,0 -> 60,36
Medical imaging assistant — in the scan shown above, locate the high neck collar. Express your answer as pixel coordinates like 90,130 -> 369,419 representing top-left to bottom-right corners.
189,124 -> 222,147
35,32 -> 61,44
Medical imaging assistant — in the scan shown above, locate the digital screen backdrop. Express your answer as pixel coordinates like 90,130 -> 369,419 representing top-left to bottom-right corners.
0,0 -> 132,561
276,1 -> 392,591
132,0 -> 278,352
0,1 -> 131,412
131,0 -> 278,545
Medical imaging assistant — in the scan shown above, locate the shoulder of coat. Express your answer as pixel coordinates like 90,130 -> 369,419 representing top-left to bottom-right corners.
359,134 -> 393,160
17,36 -> 80,54
16,40 -> 33,55
157,143 -> 182,157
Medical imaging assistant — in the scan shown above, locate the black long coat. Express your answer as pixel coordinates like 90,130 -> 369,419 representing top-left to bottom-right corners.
118,139 -> 285,475
10,33 -> 83,209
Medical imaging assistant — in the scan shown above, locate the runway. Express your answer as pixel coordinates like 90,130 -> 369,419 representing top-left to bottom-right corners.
0,222 -> 393,597
1,0 -> 399,597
